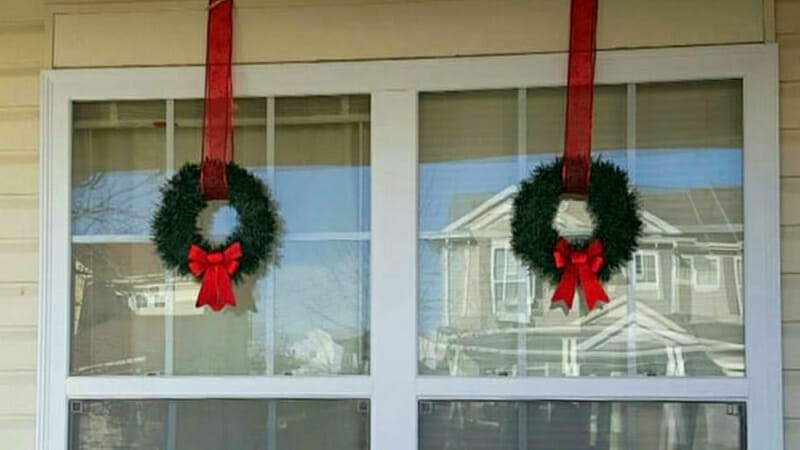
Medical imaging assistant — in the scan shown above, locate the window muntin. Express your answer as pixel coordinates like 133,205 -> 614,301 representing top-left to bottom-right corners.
70,96 -> 371,376
418,80 -> 744,378
418,400 -> 744,450
69,399 -> 370,450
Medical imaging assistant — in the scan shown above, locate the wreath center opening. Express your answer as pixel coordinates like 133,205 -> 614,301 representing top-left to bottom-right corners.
197,200 -> 241,246
553,198 -> 595,244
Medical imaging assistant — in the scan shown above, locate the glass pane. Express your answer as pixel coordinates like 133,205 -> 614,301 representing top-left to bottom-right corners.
419,400 -> 744,450
175,98 -> 267,168
70,399 -> 370,450
418,86 -> 627,377
72,96 -> 370,376
274,240 -> 370,376
275,95 -> 370,233
72,101 -> 166,236
635,80 -> 743,377
72,243 -> 166,375
418,81 -> 743,377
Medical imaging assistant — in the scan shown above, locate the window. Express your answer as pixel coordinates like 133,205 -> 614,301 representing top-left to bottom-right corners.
491,244 -> 534,323
694,256 -> 721,291
39,45 -> 782,450
634,251 -> 659,288
419,400 -> 743,449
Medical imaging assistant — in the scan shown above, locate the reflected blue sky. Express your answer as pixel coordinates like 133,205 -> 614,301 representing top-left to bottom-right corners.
420,148 -> 742,231
72,149 -> 740,236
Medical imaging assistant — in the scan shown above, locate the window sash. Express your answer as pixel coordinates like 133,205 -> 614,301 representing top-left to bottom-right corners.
38,44 -> 782,450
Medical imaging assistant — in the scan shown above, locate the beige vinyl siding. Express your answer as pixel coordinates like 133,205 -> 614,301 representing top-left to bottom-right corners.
50,0 -> 763,67
781,1 -> 800,446
0,2 -> 44,448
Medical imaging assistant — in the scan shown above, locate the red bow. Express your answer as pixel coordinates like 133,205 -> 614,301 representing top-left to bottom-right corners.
551,237 -> 609,311
188,242 -> 242,311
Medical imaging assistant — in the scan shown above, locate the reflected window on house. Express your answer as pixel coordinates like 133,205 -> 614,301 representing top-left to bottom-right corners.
491,246 -> 533,323
694,256 -> 720,290
634,251 -> 659,287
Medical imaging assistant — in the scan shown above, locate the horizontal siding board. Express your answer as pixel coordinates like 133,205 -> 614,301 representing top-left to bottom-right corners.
53,0 -> 763,67
784,274 -> 800,321
781,34 -> 800,82
0,374 -> 35,416
785,323 -> 800,369
787,419 -> 800,450
0,242 -> 37,283
0,284 -> 37,328
782,177 -> 800,225
0,109 -> 38,152
0,329 -> 36,372
0,152 -> 37,195
777,0 -> 800,35
782,129 -> 800,176
782,82 -> 800,130
0,72 -> 39,108
0,25 -> 44,70
788,371 -> 800,418
782,226 -> 800,272
0,196 -> 37,239
0,416 -> 34,450
0,0 -> 45,23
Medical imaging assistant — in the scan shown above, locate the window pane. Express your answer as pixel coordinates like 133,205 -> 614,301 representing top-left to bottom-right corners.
275,95 -> 370,233
418,81 -> 743,377
419,400 -> 743,450
70,399 -> 370,450
71,97 -> 370,376
175,98 -> 267,168
72,243 -> 166,375
72,101 -> 165,236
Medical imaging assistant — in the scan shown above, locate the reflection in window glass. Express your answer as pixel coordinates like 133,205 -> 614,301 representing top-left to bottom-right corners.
71,96 -> 370,376
635,252 -> 658,285
69,399 -> 370,450
418,81 -> 743,377
419,400 -> 744,450
72,101 -> 166,236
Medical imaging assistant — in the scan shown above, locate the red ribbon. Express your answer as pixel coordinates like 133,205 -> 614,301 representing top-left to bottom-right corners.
201,0 -> 235,200
188,242 -> 242,311
562,0 -> 598,195
551,237 -> 609,311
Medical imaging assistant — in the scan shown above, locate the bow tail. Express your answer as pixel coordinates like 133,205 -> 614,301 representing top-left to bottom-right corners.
551,267 -> 579,309
578,266 -> 609,311
216,268 -> 237,309
196,266 -> 237,311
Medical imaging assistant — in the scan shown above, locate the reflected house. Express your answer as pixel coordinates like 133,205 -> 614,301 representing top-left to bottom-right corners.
420,183 -> 744,378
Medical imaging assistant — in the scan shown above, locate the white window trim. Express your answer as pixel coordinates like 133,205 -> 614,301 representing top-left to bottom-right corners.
38,44 -> 782,450
490,240 -> 534,323
633,250 -> 660,291
693,255 -> 722,292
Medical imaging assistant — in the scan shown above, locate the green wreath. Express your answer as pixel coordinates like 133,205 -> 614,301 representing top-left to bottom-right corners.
152,162 -> 281,282
510,159 -> 642,283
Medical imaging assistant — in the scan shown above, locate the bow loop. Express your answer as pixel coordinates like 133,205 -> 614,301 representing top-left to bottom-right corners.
187,241 -> 242,311
551,237 -> 609,311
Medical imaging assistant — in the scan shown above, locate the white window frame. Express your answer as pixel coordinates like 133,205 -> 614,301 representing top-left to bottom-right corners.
633,250 -> 660,290
38,44 -> 782,449
693,255 -> 722,292
490,240 -> 534,323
